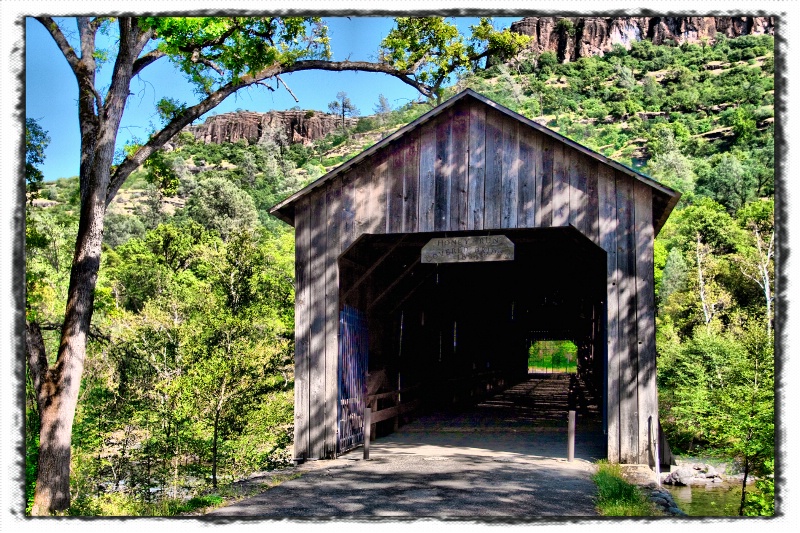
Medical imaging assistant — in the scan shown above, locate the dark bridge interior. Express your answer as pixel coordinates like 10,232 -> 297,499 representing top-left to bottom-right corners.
339,227 -> 607,439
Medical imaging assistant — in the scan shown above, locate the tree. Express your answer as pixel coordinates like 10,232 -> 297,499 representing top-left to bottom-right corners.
184,176 -> 259,240
645,149 -> 696,198
696,153 -> 757,213
734,200 -> 775,336
373,93 -> 392,124
25,118 -> 50,200
327,91 -> 359,129
27,16 -> 527,513
379,17 -> 530,102
103,212 -> 146,248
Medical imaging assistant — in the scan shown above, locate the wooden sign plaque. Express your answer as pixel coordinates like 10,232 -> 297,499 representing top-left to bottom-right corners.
421,235 -> 514,264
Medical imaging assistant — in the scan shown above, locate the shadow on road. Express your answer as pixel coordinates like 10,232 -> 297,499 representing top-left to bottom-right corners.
210,374 -> 605,519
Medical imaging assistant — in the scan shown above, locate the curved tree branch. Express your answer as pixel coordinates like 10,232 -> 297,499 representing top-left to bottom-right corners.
35,17 -> 81,73
131,49 -> 166,77
108,58 -> 433,204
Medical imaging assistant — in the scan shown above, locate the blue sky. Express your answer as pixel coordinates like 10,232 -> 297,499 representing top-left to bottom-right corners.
25,16 -> 519,182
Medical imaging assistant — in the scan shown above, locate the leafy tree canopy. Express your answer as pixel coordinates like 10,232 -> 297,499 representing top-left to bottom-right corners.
25,118 -> 50,198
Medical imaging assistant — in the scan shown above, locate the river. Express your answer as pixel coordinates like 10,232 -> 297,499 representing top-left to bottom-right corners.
664,482 -> 744,516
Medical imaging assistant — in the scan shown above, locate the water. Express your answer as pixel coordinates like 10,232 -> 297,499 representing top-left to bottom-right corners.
664,483 -> 744,516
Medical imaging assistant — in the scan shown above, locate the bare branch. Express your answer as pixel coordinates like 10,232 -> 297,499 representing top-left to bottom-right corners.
276,75 -> 299,102
254,81 -> 276,92
193,54 -> 225,76
89,85 -> 104,115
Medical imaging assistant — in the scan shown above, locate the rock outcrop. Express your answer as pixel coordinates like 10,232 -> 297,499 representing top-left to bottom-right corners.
185,110 -> 358,146
510,16 -> 775,62
662,463 -> 724,486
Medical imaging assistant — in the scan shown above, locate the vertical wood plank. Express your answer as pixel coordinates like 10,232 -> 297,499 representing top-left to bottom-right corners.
403,132 -> 420,233
341,171 -> 357,251
450,104 -> 469,231
586,158 -> 600,245
501,117 -> 519,229
634,180 -> 657,465
434,110 -> 453,231
354,167 -> 369,241
293,198 -> 311,460
418,122 -> 436,232
615,173 -> 638,464
308,189 -> 328,459
568,150 -> 588,234
552,142 -> 569,226
369,154 -> 388,234
468,103 -> 486,230
387,141 -> 405,234
536,135 -> 554,228
324,179 -> 342,457
598,165 -> 619,463
483,109 -> 504,229
517,128 -> 538,228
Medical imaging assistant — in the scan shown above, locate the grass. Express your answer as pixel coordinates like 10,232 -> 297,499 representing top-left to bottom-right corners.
592,461 -> 660,517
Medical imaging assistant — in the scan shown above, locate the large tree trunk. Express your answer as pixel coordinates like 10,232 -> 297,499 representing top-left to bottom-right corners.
29,187 -> 107,515
28,17 -> 143,514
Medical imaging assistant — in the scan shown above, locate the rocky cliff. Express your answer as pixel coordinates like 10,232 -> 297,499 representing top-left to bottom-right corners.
185,110 -> 358,146
510,16 -> 775,62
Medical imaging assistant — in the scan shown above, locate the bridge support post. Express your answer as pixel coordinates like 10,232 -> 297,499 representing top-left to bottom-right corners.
364,407 -> 372,460
568,410 -> 576,462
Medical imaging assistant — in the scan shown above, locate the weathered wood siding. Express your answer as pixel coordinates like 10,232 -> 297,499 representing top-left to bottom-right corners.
292,98 -> 659,464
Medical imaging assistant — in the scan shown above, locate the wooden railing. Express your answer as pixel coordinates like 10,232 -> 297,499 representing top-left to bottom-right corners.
365,385 -> 422,438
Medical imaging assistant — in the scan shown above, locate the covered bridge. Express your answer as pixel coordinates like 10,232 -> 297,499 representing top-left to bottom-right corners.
271,89 -> 680,466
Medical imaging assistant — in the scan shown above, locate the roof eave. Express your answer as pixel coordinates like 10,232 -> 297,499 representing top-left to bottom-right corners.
269,88 -> 682,228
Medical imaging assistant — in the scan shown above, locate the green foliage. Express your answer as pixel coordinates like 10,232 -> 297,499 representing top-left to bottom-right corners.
743,458 -> 774,516
183,176 -> 259,240
373,93 -> 392,123
696,153 -> 758,213
61,221 -> 295,513
103,212 -> 146,248
380,17 -> 530,99
141,17 -> 331,94
26,27 -> 775,515
25,118 -> 50,198
556,19 -> 576,37
155,97 -> 188,126
528,340 -> 577,373
143,149 -> 184,195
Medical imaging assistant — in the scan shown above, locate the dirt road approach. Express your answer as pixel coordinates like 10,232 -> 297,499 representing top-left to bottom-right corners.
211,375 -> 605,519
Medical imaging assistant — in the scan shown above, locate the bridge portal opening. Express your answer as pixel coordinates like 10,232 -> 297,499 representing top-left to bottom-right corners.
338,226 -> 607,447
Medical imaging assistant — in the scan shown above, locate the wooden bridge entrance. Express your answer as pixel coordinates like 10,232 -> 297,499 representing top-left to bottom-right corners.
271,89 -> 680,466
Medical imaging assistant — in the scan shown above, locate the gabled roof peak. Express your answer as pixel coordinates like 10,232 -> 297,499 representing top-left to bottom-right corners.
270,89 -> 680,232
